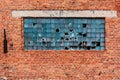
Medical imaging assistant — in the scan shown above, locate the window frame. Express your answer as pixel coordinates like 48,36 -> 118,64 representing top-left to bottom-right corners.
23,17 -> 106,51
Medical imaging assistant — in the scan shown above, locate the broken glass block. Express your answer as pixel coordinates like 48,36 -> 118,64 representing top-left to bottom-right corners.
24,18 -> 105,50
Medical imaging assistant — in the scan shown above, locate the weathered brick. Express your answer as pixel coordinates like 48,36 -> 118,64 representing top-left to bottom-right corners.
0,0 -> 120,80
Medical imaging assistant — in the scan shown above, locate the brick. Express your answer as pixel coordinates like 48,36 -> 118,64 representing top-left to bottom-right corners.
0,0 -> 120,80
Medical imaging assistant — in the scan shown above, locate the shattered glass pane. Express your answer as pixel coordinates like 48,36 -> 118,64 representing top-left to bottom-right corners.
24,18 -> 105,50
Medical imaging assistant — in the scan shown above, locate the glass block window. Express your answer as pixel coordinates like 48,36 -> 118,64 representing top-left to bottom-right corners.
24,18 -> 105,50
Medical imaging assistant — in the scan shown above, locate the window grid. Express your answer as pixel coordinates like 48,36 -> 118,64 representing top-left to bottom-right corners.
24,18 -> 105,50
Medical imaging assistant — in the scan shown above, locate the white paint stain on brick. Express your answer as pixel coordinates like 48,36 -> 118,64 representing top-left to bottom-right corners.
0,77 -> 7,80
12,10 -> 117,18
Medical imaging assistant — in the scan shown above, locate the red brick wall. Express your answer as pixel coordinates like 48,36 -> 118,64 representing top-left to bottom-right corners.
0,0 -> 120,80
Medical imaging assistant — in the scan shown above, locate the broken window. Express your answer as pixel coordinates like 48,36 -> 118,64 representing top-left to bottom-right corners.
24,18 -> 105,50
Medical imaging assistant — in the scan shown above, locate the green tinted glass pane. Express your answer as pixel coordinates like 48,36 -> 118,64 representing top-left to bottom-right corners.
24,18 -> 105,50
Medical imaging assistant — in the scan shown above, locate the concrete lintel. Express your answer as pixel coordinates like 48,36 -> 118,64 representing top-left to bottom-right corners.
12,10 -> 117,18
